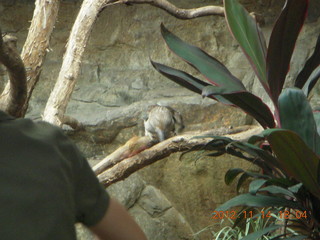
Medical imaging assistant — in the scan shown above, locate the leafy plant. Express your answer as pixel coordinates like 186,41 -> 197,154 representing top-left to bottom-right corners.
151,0 -> 320,238
208,208 -> 298,240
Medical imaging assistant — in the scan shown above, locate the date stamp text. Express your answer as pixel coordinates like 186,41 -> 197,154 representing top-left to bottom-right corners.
211,210 -> 308,220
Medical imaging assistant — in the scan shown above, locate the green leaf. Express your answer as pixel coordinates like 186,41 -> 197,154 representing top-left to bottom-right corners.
288,183 -> 303,193
152,58 -> 278,129
160,24 -> 245,91
230,141 -> 280,170
280,237 -> 308,240
222,92 -> 275,128
151,60 -> 207,94
249,179 -> 267,194
313,111 -> 320,135
302,65 -> 320,97
225,168 -> 270,187
215,193 -> 304,211
202,85 -> 239,95
258,185 -> 296,198
270,236 -> 308,240
266,0 -> 308,104
265,129 -> 320,199
237,173 -> 250,192
237,171 -> 271,192
266,177 -> 296,188
295,34 -> 320,90
202,86 -> 275,128
150,60 -> 232,105
225,168 -> 244,185
224,0 -> 268,91
241,225 -> 282,240
278,88 -> 320,155
224,92 -> 275,128
206,136 -> 278,171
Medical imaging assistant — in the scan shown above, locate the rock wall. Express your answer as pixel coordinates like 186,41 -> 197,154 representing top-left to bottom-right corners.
1,0 -> 320,239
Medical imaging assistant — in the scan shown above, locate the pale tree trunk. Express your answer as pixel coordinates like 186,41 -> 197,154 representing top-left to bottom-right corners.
0,0 -> 60,117
42,0 -> 107,128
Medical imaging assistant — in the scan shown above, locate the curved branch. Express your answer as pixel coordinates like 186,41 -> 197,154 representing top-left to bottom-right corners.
122,0 -> 225,19
96,126 -> 262,187
105,0 -> 224,19
0,31 -> 27,117
107,0 -> 264,23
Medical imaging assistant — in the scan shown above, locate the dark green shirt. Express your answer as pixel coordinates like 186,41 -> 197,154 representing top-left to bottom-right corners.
0,111 -> 109,239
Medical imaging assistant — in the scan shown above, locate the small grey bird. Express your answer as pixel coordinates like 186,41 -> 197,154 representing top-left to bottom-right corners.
144,105 -> 184,142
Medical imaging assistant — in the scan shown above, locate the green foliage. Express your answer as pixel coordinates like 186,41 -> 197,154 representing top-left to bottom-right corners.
209,208 -> 300,240
151,25 -> 276,129
151,0 -> 320,238
224,0 -> 267,90
295,35 -> 320,92
278,88 -> 320,155
266,0 -> 308,104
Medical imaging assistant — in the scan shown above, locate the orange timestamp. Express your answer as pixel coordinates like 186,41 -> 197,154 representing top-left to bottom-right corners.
211,210 -> 308,220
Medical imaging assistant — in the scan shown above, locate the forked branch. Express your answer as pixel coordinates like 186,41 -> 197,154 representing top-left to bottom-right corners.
96,126 -> 262,187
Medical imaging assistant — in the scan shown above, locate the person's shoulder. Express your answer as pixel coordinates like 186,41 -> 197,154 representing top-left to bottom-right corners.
18,119 -> 75,153
36,121 -> 86,163
36,121 -> 65,136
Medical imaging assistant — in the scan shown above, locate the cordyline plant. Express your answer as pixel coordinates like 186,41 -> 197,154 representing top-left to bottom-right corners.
151,0 -> 320,239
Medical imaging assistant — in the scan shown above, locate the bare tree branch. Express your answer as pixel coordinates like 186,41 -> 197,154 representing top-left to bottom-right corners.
109,0 -> 225,19
96,126 -> 262,187
93,136 -> 156,175
107,0 -> 264,23
43,0 -> 107,127
0,0 -> 60,117
21,0 -> 60,115
0,31 -> 27,117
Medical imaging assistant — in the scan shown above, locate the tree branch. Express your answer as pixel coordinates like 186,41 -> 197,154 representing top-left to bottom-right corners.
96,126 -> 262,187
106,0 -> 264,23
42,0 -> 106,127
93,136 -> 156,175
0,30 -> 27,117
119,0 -> 225,19
0,0 -> 59,118
20,0 -> 60,116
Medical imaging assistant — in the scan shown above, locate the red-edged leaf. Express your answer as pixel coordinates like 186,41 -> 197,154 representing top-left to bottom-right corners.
151,60 -> 208,94
202,85 -> 275,128
151,60 -> 232,105
302,65 -> 320,96
160,24 -> 246,92
278,88 -> 320,155
262,129 -> 320,199
266,0 -> 308,103
224,0 -> 268,92
295,34 -> 320,89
